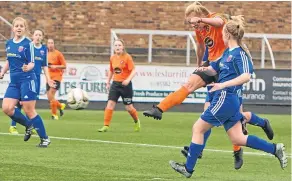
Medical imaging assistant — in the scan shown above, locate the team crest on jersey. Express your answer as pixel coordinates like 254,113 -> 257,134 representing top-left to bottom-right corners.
40,50 -> 45,55
226,55 -> 233,62
18,46 -> 24,52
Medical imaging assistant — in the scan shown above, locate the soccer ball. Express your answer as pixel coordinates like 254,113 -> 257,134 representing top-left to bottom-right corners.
67,88 -> 89,110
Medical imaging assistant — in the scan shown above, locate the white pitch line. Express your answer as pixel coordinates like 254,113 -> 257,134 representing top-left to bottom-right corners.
0,132 -> 291,158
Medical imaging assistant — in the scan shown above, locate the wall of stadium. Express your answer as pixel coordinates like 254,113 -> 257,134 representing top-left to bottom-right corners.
0,1 -> 291,51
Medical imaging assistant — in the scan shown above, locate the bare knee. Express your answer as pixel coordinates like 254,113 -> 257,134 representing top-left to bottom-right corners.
125,104 -> 134,111
2,99 -> 17,116
2,104 -> 15,116
22,103 -> 37,119
106,100 -> 116,110
243,112 -> 252,122
229,135 -> 247,146
47,88 -> 57,101
183,75 -> 206,93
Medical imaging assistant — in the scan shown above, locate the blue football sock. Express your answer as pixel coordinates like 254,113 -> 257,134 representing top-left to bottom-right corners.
9,108 -> 31,127
31,115 -> 48,139
185,142 -> 204,172
11,120 -> 17,127
203,129 -> 211,147
246,135 -> 275,154
11,105 -> 22,127
248,113 -> 266,127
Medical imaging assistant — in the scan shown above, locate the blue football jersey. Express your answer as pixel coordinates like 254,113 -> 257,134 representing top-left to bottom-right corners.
210,47 -> 253,93
33,44 -> 48,75
6,37 -> 36,83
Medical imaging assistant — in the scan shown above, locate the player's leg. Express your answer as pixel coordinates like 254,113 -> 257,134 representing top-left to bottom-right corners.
143,61 -> 215,120
243,111 -> 274,140
21,80 -> 50,147
226,121 -> 287,169
181,101 -> 212,159
170,118 -> 213,178
121,81 -> 140,132
46,82 -> 59,120
98,82 -> 120,132
51,81 -> 66,116
9,101 -> 22,134
3,84 -> 34,141
143,74 -> 206,120
232,104 -> 244,170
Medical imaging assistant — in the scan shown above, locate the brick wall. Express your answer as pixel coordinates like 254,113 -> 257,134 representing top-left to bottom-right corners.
0,1 -> 290,51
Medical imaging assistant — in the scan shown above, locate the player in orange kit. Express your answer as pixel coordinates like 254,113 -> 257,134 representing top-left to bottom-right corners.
47,38 -> 66,120
98,39 -> 141,132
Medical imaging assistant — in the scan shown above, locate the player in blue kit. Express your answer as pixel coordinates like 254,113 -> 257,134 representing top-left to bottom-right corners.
181,45 -> 274,170
169,16 -> 287,178
9,29 -> 55,135
0,17 -> 51,147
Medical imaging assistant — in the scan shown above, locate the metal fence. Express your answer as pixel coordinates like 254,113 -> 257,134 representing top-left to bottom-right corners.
111,29 -> 292,69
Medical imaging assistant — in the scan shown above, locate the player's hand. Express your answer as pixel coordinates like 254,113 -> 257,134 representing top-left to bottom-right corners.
187,17 -> 202,24
22,63 -> 34,72
22,64 -> 29,72
122,79 -> 130,86
49,65 -> 57,70
48,79 -> 56,88
208,83 -> 225,92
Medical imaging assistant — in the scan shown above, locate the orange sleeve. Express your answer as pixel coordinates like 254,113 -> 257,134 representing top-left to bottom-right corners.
126,54 -> 135,71
58,51 -> 66,66
109,56 -> 113,72
195,30 -> 204,44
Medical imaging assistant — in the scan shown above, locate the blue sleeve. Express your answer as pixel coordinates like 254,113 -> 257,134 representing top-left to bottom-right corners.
210,59 -> 220,73
42,47 -> 48,67
202,46 -> 209,62
24,42 -> 34,63
235,50 -> 253,75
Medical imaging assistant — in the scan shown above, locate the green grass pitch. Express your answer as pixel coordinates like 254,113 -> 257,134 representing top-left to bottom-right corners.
0,110 -> 290,181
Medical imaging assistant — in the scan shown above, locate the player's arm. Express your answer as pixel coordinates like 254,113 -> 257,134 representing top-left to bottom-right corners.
200,17 -> 224,27
107,71 -> 113,84
43,49 -> 55,87
195,32 -> 206,67
106,58 -> 114,90
196,42 -> 206,67
22,42 -> 35,72
189,16 -> 225,28
0,60 -> 9,79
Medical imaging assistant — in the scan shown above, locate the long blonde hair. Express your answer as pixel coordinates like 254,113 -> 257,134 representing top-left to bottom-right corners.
225,15 -> 252,59
12,17 -> 31,38
185,1 -> 210,17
